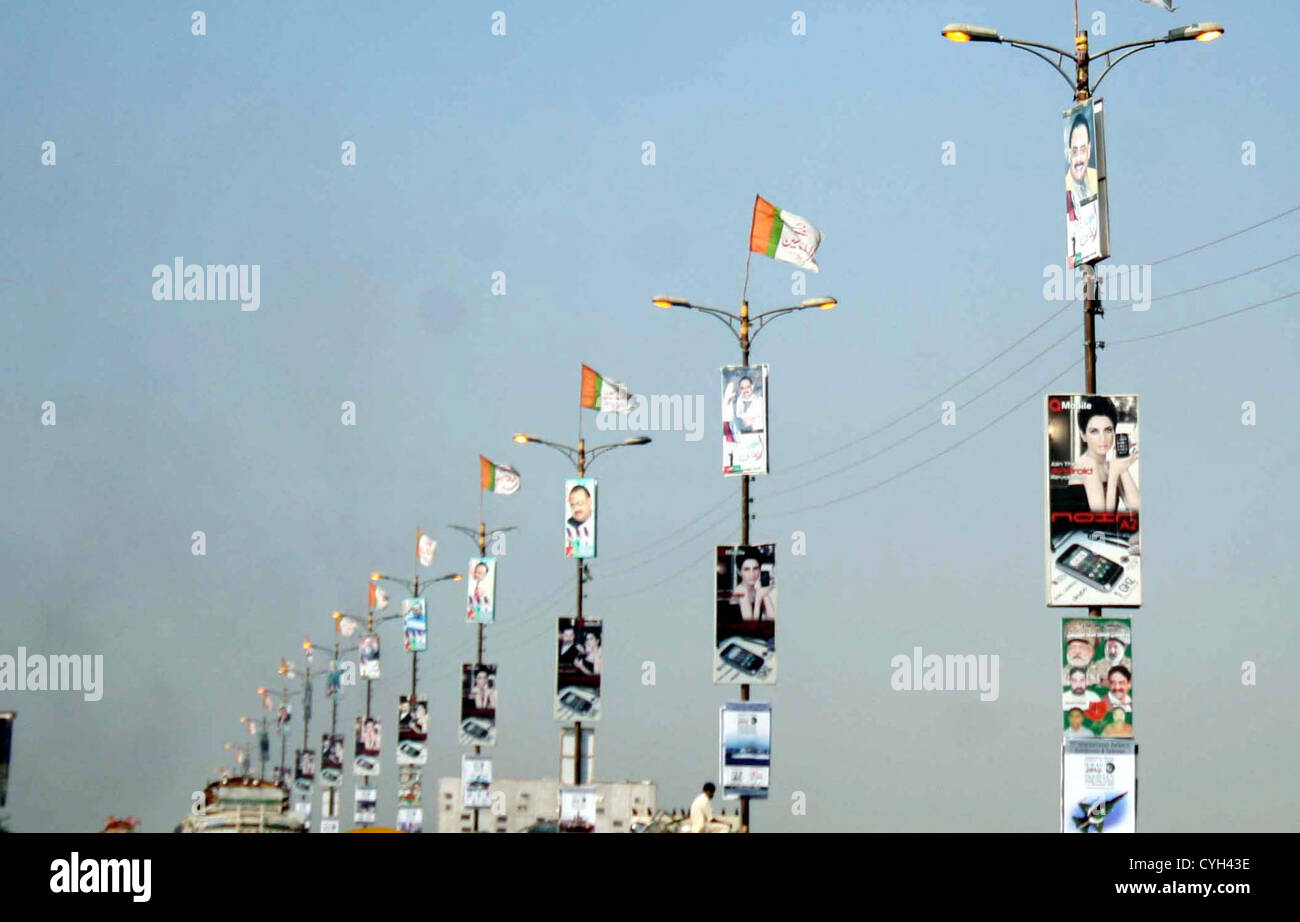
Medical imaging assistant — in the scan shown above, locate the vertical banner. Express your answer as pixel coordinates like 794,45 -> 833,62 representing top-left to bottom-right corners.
321,733 -> 344,787
1046,395 -> 1141,606
1063,619 -> 1134,739
353,716 -> 382,775
0,711 -> 13,808
720,702 -> 772,800
460,664 -> 498,745
721,365 -> 770,476
461,754 -> 492,809
396,808 -> 423,833
320,788 -> 340,834
466,557 -> 497,623
1062,739 -> 1136,833
293,749 -> 316,795
559,786 -> 598,833
1064,98 -> 1110,267
555,618 -> 602,720
359,633 -> 381,679
354,787 -> 377,825
397,695 -> 429,766
714,544 -> 777,683
564,478 -> 598,559
402,598 -> 427,652
398,767 -> 422,808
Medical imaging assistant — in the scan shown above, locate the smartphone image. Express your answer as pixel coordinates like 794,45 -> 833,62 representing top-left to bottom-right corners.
1055,544 -> 1124,592
1116,433 -> 1130,458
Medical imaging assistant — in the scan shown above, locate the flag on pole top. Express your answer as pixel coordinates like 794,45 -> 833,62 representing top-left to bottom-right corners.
480,455 -> 521,495
580,364 -> 636,413
749,195 -> 822,272
418,532 -> 437,568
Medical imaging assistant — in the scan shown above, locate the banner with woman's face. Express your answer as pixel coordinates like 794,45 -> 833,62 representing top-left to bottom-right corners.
555,618 -> 602,721
466,557 -> 497,623
353,716 -> 381,776
320,733 -> 344,787
714,544 -> 777,684
722,364 -> 769,476
564,478 -> 597,559
1063,98 -> 1110,267
1062,618 -> 1133,740
460,663 -> 498,746
397,694 -> 428,766
1045,395 -> 1141,607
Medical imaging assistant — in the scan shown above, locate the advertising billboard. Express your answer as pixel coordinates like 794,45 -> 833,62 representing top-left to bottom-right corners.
466,557 -> 497,623
559,785 -> 598,833
1064,98 -> 1110,267
354,788 -> 377,825
564,478 -> 597,559
1062,738 -> 1136,833
556,618 -> 602,721
293,749 -> 315,796
359,632 -> 381,680
720,702 -> 771,800
461,755 -> 492,809
714,544 -> 776,684
460,663 -> 498,746
396,808 -> 423,834
402,598 -> 427,653
320,733 -> 344,787
722,364 -> 769,476
1063,618 -> 1134,739
353,716 -> 381,776
397,694 -> 428,766
1046,395 -> 1141,607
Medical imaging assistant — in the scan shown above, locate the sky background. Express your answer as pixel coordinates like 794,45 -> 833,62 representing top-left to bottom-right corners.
2,0 -> 1297,832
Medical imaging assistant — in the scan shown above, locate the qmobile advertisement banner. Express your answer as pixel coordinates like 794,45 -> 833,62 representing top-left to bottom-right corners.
1061,738 -> 1136,833
1046,395 -> 1141,607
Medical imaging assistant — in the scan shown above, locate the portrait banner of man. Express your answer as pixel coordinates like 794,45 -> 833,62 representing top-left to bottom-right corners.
1046,395 -> 1141,607
721,364 -> 769,477
466,557 -> 497,623
402,598 -> 427,653
1063,98 -> 1111,267
353,715 -> 382,776
320,733 -> 344,788
555,618 -> 602,721
564,477 -> 597,559
1062,739 -> 1136,833
714,544 -> 777,684
397,694 -> 429,766
460,663 -> 498,746
1062,619 -> 1133,739
359,632 -> 381,680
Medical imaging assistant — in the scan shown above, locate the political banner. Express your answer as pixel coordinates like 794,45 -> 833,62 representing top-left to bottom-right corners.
397,694 -> 428,766
720,702 -> 771,800
461,755 -> 492,809
1064,98 -> 1111,267
714,544 -> 777,684
722,365 -> 769,476
359,633 -> 381,680
466,557 -> 497,623
354,787 -> 377,825
321,733 -> 344,787
460,663 -> 498,746
1062,738 -> 1136,833
403,598 -> 427,653
354,716 -> 381,776
564,478 -> 597,559
398,767 -> 422,807
1046,395 -> 1141,606
397,808 -> 423,834
1063,619 -> 1134,739
556,618 -> 602,721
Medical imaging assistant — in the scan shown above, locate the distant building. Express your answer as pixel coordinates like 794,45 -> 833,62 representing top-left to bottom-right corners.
180,776 -> 305,833
435,777 -> 656,833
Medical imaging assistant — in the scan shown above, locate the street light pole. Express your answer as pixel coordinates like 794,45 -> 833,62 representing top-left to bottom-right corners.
513,431 -> 651,796
653,294 -> 836,832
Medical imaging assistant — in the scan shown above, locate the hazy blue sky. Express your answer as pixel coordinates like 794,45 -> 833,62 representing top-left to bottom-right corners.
2,0 -> 1297,832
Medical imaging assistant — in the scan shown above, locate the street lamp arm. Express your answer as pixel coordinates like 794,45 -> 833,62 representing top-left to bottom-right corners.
750,302 -> 833,344
1090,38 -> 1165,92
1000,38 -> 1077,90
585,438 -> 651,471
